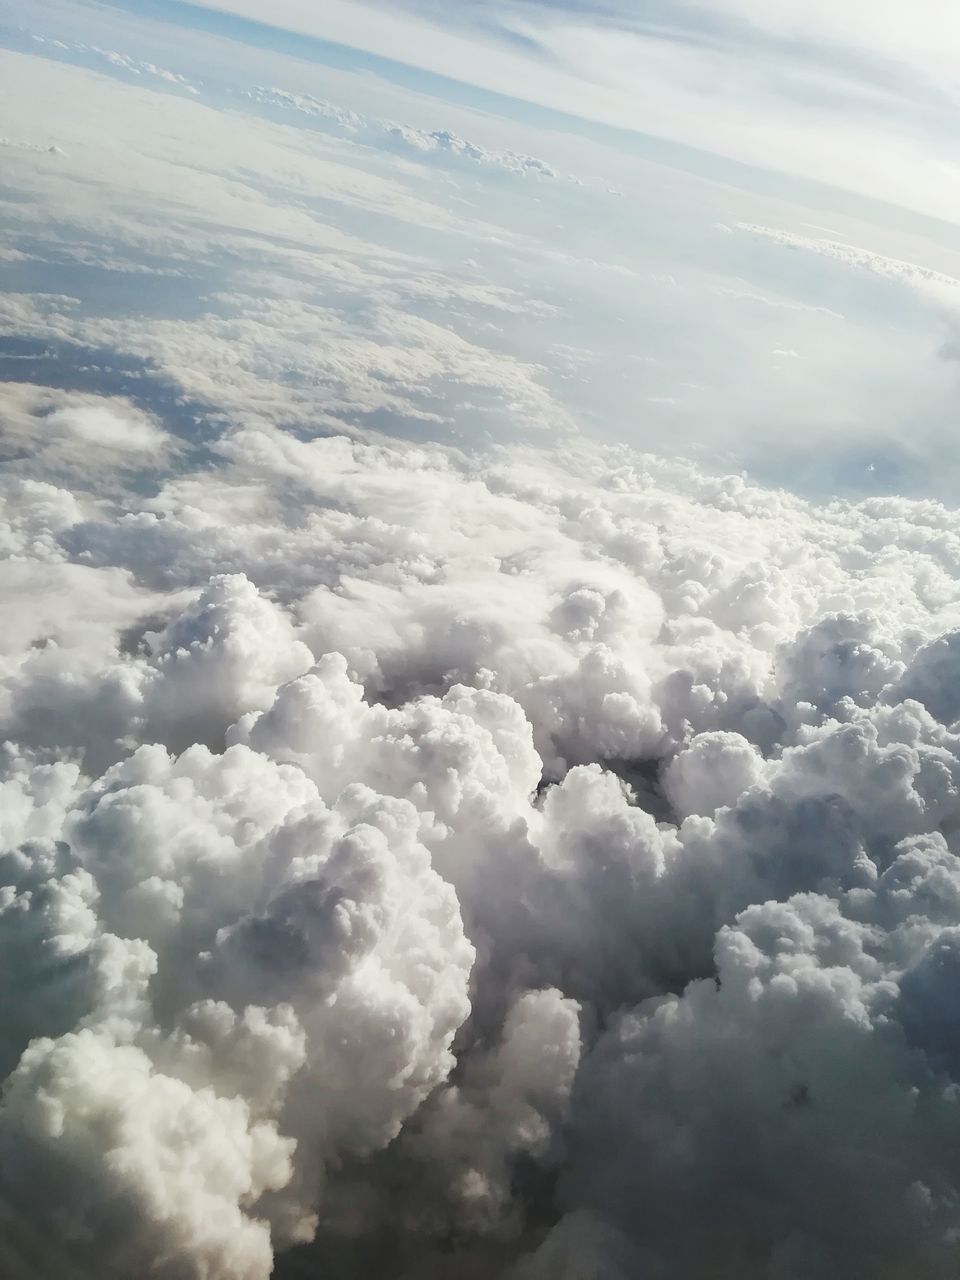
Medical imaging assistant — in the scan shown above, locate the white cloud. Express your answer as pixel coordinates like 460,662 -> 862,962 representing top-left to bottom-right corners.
5,419 -> 960,1272
45,404 -> 167,453
738,222 -> 960,309
9,7 -> 960,1276
662,729 -> 764,818
0,1029 -> 290,1280
32,33 -> 201,93
0,295 -> 570,440
243,85 -> 564,180
0,136 -> 64,156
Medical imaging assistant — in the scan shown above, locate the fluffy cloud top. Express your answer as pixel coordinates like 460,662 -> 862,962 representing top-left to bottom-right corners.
5,416 -> 960,1277
243,86 -> 563,179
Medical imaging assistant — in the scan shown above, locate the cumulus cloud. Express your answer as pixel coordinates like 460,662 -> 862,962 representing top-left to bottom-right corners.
11,10 -> 960,1276
45,404 -> 168,453
0,136 -> 64,156
738,222 -> 960,309
0,384 -> 172,481
7,421 -> 960,1277
242,86 -> 564,180
31,34 -> 200,93
661,729 -> 764,818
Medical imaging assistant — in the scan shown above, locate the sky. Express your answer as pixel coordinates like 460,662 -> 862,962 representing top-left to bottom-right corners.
2,0 -> 960,495
6,4 -> 960,1280
184,0 -> 960,220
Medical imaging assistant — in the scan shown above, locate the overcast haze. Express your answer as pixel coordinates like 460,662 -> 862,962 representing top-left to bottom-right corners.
4,2 -> 960,1278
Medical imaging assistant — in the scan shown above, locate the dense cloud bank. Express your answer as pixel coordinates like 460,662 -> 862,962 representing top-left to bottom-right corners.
7,420 -> 960,1277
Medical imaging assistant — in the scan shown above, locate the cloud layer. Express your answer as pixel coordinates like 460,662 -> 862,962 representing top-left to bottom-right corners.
5,415 -> 960,1276
6,9 -> 960,1275
242,86 -> 564,180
